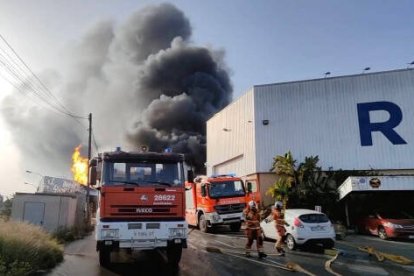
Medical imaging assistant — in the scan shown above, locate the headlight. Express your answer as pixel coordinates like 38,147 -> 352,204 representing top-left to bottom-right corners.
101,229 -> 119,239
212,213 -> 221,222
169,228 -> 186,238
383,222 -> 403,229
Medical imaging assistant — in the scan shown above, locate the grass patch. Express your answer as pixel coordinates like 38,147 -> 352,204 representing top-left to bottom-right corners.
52,223 -> 94,244
0,220 -> 63,275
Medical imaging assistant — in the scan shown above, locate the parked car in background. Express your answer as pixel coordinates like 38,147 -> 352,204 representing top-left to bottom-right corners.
355,210 -> 414,240
260,209 -> 336,250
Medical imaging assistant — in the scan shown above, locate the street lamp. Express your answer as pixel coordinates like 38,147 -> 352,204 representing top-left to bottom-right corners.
25,170 -> 44,192
362,67 -> 371,73
26,170 -> 43,177
24,182 -> 38,192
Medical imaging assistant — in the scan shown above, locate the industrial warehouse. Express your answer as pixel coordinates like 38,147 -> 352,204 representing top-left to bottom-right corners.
206,68 -> 414,224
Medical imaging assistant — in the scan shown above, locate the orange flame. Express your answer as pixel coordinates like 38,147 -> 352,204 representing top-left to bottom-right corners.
71,145 -> 88,185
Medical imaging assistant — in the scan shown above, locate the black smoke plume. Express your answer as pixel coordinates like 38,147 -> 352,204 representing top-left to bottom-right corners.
1,3 -> 232,175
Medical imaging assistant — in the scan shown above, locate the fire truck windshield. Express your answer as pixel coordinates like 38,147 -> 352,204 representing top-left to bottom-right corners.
102,161 -> 184,187
208,180 -> 245,199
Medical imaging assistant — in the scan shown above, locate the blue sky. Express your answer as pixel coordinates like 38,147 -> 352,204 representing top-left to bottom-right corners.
0,0 -> 413,196
2,1 -> 414,97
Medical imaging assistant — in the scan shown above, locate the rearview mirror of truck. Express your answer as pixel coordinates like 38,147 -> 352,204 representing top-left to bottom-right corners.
246,182 -> 252,193
187,170 -> 194,183
89,163 -> 97,187
201,184 -> 207,197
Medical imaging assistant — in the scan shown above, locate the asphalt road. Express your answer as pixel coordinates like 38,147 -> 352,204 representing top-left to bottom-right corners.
50,227 -> 414,276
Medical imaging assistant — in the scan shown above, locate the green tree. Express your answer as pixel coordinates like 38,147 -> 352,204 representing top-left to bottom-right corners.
0,196 -> 13,221
267,151 -> 296,209
268,152 -> 340,217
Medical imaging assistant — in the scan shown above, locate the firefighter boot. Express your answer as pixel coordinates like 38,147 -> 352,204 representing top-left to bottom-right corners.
276,248 -> 285,256
258,252 -> 267,259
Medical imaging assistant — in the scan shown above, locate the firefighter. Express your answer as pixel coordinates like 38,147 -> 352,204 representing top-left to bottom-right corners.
272,201 -> 288,256
243,200 -> 267,258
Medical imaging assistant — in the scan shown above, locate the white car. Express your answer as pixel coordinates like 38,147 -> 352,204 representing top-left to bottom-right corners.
260,208 -> 336,250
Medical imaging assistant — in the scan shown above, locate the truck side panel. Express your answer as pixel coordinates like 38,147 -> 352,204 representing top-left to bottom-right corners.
185,182 -> 197,226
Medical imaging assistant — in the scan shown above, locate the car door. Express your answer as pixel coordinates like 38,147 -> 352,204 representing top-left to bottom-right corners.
261,216 -> 277,240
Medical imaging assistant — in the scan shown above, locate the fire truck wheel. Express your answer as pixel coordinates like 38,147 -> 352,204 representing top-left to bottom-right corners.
99,248 -> 111,267
199,214 -> 209,233
167,244 -> 182,265
230,222 -> 241,232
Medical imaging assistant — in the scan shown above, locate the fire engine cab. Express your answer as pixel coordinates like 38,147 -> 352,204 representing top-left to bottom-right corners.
185,174 -> 247,232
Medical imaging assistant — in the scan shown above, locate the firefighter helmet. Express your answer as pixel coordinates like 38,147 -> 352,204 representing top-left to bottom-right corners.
248,200 -> 256,208
274,201 -> 283,209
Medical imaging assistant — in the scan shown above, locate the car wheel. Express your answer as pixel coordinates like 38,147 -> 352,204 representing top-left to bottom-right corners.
286,234 -> 296,250
378,226 -> 388,240
198,214 -> 209,233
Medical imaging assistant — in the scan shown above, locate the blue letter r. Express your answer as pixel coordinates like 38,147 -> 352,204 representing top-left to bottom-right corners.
357,101 -> 407,146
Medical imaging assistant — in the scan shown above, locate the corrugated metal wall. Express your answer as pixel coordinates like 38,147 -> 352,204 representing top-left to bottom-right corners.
254,69 -> 414,172
207,89 -> 256,176
11,193 -> 79,232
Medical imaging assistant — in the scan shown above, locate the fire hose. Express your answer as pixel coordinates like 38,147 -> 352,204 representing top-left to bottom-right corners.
205,246 -> 320,274
323,249 -> 342,276
358,246 -> 414,265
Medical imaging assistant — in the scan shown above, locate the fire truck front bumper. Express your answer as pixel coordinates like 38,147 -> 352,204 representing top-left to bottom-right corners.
205,212 -> 244,226
96,220 -> 188,250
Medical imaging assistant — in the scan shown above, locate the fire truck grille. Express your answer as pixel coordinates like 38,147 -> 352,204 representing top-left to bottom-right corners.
110,205 -> 176,216
215,203 -> 245,214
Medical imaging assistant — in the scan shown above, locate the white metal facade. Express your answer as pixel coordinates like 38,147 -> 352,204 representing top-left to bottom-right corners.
207,88 -> 256,176
207,69 -> 414,176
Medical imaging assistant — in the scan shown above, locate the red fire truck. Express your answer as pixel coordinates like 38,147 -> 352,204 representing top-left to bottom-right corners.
89,147 -> 190,267
185,174 -> 247,233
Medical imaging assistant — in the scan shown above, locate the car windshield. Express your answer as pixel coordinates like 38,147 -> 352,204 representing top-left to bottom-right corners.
299,213 -> 329,223
378,211 -> 414,219
102,161 -> 184,187
208,180 -> 245,198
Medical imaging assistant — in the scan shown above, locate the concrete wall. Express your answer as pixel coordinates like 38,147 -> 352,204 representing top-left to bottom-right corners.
11,193 -> 82,233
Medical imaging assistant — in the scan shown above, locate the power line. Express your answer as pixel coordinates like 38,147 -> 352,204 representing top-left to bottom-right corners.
0,33 -> 87,120
0,49 -> 80,117
0,33 -> 98,159
0,34 -> 71,111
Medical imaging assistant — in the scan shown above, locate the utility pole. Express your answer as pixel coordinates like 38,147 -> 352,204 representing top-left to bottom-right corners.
86,113 -> 92,226
88,113 -> 92,175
